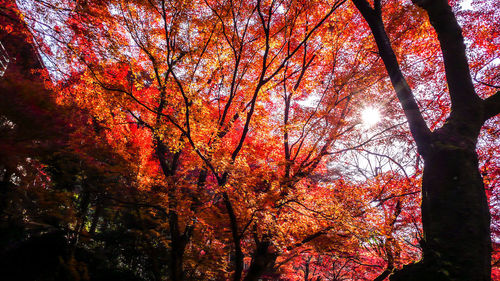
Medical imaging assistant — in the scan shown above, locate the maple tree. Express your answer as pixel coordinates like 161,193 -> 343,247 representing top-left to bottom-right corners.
1,0 -> 499,280
15,0 -> 379,280
1,3 -> 177,280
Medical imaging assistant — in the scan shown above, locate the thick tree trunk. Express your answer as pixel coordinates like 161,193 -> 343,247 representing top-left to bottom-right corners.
392,127 -> 491,280
243,240 -> 277,281
423,137 -> 490,280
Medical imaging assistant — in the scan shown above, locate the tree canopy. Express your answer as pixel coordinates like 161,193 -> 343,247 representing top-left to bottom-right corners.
0,0 -> 498,280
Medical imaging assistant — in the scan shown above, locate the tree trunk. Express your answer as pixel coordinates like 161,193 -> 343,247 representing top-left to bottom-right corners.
392,126 -> 491,281
170,239 -> 185,281
243,240 -> 277,281
350,0 -> 496,280
168,209 -> 189,281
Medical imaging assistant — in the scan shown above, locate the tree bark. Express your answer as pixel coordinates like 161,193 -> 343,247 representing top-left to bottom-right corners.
243,239 -> 277,281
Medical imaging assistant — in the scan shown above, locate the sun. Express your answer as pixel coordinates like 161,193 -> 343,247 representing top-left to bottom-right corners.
361,106 -> 381,127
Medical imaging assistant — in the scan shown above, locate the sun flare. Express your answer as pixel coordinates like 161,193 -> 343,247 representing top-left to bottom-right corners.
361,107 -> 381,127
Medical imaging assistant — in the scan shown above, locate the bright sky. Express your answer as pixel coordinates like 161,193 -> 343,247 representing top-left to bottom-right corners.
361,106 -> 381,128
461,0 -> 473,10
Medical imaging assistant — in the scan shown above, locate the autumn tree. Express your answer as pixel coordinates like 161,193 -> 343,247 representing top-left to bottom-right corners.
5,0 -> 499,280
351,0 -> 499,280
1,3 -> 174,280
16,0 -> 419,279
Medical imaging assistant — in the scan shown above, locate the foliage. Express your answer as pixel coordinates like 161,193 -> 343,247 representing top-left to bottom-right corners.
1,0 -> 498,280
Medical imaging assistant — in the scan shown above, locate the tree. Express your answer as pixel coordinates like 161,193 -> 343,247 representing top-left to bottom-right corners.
19,0 -> 383,279
1,3 -> 173,280
351,0 -> 499,280
4,0 -> 499,280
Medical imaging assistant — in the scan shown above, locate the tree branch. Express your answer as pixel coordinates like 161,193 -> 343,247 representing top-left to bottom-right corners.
483,91 -> 500,121
352,0 -> 432,157
412,0 -> 481,114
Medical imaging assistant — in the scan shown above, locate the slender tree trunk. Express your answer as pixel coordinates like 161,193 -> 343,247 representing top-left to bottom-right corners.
304,258 -> 311,281
220,191 -> 244,281
88,202 -> 101,235
156,142 -> 188,281
169,209 -> 186,281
